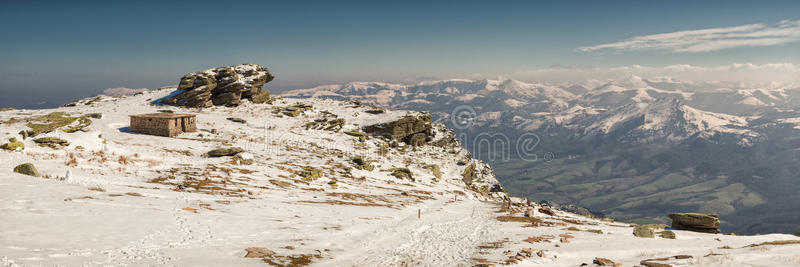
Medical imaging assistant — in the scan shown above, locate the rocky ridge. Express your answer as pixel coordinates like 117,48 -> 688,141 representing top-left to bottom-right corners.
162,63 -> 274,107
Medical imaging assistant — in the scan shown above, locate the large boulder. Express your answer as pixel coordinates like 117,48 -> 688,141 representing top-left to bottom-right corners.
13,163 -> 40,177
668,213 -> 720,234
162,64 -> 274,108
363,113 -> 433,145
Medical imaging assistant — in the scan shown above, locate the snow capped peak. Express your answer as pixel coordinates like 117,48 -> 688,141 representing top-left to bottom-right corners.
581,97 -> 755,142
618,74 -> 648,88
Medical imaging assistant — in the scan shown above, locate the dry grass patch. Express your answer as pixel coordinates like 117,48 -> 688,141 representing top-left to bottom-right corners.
88,187 -> 106,192
744,240 -> 800,248
65,153 -> 78,167
117,155 -> 134,165
148,166 -> 250,197
477,238 -> 509,249
262,254 -> 317,267
160,148 -> 193,156
322,225 -> 342,231
298,199 -> 393,208
270,179 -> 295,188
496,216 -> 548,227
553,217 -> 587,225
525,235 -> 554,243
326,192 -> 392,205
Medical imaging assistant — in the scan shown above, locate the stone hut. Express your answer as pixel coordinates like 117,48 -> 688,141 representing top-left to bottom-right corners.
129,113 -> 197,137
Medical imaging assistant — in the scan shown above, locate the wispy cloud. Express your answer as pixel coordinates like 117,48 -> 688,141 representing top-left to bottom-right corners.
577,19 -> 800,53
506,63 -> 800,84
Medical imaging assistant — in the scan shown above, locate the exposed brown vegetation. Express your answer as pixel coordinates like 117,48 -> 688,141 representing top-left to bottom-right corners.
147,166 -> 249,197
524,235 -> 553,243
744,240 -> 800,247
262,254 -> 316,267
161,148 -> 193,156
65,153 -> 78,167
477,239 -> 509,249
298,200 -> 393,208
118,155 -> 133,165
496,216 -> 544,224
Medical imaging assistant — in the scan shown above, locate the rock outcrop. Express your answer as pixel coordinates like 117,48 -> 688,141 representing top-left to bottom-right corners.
33,137 -> 69,149
363,113 -> 433,145
461,162 -> 476,185
162,64 -> 274,107
668,213 -> 720,234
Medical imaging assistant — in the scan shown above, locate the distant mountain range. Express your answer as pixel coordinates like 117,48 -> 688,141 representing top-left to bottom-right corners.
285,76 -> 800,234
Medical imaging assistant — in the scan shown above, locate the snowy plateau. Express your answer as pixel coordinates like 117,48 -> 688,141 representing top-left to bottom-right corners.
0,77 -> 799,266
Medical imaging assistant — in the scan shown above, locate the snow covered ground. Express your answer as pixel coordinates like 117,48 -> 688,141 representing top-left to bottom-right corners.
1,89 -> 799,266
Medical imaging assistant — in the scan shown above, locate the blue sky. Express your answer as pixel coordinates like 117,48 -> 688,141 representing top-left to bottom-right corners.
1,0 -> 799,108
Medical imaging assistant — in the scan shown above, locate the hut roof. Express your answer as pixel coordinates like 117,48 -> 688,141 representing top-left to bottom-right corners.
129,113 -> 196,119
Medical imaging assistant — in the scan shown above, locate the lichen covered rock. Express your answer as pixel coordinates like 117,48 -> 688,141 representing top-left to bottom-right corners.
657,230 -> 676,239
13,163 -> 40,177
386,168 -> 413,180
33,137 -> 69,149
1,139 -> 24,151
298,167 -> 323,181
461,162 -> 476,185
206,147 -> 245,157
351,156 -> 375,171
633,225 -> 655,238
162,64 -> 274,108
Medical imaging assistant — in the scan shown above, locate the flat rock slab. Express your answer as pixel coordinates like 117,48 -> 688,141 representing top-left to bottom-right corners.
669,213 -> 720,233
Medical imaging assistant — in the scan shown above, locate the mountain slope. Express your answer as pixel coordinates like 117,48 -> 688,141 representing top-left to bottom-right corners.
1,84 -> 799,266
284,77 -> 800,234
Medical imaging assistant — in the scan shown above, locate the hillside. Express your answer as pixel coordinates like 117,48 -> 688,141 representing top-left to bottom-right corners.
1,65 -> 798,266
284,77 -> 800,234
